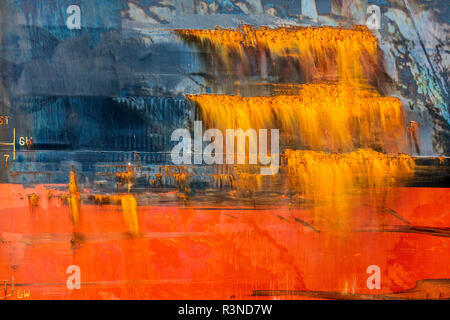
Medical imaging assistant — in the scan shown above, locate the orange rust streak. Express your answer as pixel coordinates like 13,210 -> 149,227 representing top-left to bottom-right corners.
68,169 -> 81,225
91,194 -> 140,235
188,84 -> 407,153
284,149 -> 415,231
285,149 -> 415,197
177,25 -> 378,85
119,194 -> 139,235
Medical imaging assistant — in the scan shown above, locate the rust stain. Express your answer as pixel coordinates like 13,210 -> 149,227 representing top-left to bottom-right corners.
177,25 -> 379,86
188,85 -> 407,153
68,167 -> 81,225
27,193 -> 39,210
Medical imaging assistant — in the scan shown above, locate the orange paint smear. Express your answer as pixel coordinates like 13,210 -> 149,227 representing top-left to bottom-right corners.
0,184 -> 449,299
